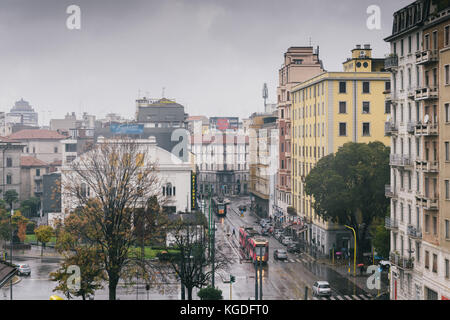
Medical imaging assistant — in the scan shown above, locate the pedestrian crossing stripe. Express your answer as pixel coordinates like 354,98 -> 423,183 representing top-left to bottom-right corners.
312,294 -> 370,301
295,259 -> 302,263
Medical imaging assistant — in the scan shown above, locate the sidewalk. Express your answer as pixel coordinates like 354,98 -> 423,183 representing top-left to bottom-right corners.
314,255 -> 389,296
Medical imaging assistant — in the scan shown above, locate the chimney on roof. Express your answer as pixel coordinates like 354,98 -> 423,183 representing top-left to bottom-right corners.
356,44 -> 361,49
364,44 -> 371,49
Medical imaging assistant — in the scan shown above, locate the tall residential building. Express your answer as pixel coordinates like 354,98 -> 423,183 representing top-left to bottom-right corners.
6,98 -> 39,127
291,44 -> 390,255
385,0 -> 450,301
248,112 -> 278,218
135,97 -> 188,129
275,47 -> 324,219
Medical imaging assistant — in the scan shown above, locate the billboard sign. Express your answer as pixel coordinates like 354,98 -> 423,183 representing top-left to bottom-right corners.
110,123 -> 144,134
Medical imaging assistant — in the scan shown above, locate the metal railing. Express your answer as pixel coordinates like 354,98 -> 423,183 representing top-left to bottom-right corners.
407,225 -> 422,239
390,252 -> 414,269
385,217 -> 398,229
385,55 -> 398,69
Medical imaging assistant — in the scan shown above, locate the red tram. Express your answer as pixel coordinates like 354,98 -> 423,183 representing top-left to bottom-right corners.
239,226 -> 269,264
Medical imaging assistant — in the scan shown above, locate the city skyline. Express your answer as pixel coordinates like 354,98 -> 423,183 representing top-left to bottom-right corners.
0,0 -> 411,124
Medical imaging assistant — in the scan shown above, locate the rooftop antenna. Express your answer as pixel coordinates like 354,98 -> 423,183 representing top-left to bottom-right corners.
262,83 -> 268,111
162,87 -> 166,98
309,37 -> 312,46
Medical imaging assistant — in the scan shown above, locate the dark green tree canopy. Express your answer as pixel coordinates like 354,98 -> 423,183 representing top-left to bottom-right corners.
304,142 -> 390,260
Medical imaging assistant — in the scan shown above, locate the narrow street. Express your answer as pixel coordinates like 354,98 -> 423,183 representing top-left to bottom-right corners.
211,196 -> 376,300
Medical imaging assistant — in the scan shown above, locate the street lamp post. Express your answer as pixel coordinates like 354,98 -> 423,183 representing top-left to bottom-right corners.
10,207 -> 13,300
344,225 -> 356,277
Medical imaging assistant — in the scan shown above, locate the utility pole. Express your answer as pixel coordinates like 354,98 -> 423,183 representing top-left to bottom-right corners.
10,205 -> 13,300
254,260 -> 258,300
259,257 -> 263,300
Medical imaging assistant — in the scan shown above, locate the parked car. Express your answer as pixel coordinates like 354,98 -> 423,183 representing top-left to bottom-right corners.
312,281 -> 331,297
273,249 -> 288,260
287,243 -> 300,253
16,264 -> 31,276
281,236 -> 293,245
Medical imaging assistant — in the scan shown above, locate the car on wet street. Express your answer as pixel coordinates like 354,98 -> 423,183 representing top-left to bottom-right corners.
312,281 -> 332,297
16,263 -> 31,276
273,249 -> 288,261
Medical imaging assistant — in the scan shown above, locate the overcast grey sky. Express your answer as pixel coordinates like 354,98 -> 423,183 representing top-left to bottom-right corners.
0,0 -> 411,124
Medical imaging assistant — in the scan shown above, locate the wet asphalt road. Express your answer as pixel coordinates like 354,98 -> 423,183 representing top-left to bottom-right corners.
3,196 -> 376,300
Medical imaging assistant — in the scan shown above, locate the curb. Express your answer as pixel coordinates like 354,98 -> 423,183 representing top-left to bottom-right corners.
2,275 -> 22,288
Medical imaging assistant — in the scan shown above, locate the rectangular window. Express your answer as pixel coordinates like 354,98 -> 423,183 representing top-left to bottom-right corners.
408,35 -> 412,53
425,214 -> 430,233
36,169 -> 40,177
445,65 -> 450,85
339,123 -> 347,136
446,26 -> 450,47
6,158 -> 12,167
339,101 -> 346,114
433,216 -> 437,236
446,104 -> 450,123
362,82 -> 370,93
446,142 -> 450,161
446,180 -> 450,200
445,259 -> 449,279
6,175 -> 12,185
385,101 -> 391,114
362,123 -> 370,136
425,250 -> 430,269
339,82 -> 346,93
446,220 -> 450,239
432,254 -> 437,273
362,101 -> 370,114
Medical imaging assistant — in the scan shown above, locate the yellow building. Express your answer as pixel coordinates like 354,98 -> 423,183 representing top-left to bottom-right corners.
291,44 -> 390,254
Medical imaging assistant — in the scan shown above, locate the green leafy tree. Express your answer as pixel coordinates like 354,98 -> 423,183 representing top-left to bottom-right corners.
371,217 -> 390,259
51,238 -> 105,300
304,142 -> 390,262
35,225 -> 55,256
20,197 -> 41,218
197,286 -> 223,300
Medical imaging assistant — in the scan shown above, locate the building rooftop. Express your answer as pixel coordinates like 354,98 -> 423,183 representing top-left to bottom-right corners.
8,129 -> 68,140
20,156 -> 49,167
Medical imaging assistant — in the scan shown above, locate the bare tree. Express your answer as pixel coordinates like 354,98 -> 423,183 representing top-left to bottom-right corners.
60,138 -> 171,300
161,212 -> 230,300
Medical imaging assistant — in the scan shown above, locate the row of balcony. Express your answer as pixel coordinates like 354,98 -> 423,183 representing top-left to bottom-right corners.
390,252 -> 414,270
385,50 -> 437,71
415,86 -> 439,101
416,193 -> 439,210
385,217 -> 423,238
390,154 -> 413,167
385,121 -> 438,136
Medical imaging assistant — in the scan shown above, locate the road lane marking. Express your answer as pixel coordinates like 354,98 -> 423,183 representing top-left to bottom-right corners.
336,295 -> 344,300
352,295 -> 361,300
344,295 -> 352,300
359,294 -> 369,300
320,296 -> 328,300
330,296 -> 336,300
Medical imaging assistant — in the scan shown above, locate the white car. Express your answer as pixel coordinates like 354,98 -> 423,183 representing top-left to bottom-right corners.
281,236 -> 293,245
312,281 -> 331,297
16,264 -> 31,276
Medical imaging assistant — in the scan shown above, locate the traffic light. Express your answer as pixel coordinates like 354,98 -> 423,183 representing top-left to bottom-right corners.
230,275 -> 235,283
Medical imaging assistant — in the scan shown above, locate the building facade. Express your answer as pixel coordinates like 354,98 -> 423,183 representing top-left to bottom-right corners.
6,98 -> 38,127
19,156 -> 49,201
291,44 -> 390,255
249,112 -> 278,218
0,137 -> 24,200
276,47 -> 324,219
191,132 -> 249,198
385,0 -> 450,300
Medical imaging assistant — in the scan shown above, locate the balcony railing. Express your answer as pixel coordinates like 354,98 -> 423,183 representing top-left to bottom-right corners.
390,252 -> 414,269
390,154 -> 412,167
385,217 -> 398,229
415,122 -> 438,136
385,122 -> 398,136
406,121 -> 417,133
385,55 -> 399,70
407,225 -> 422,239
416,193 -> 439,210
415,49 -> 438,65
416,160 -> 439,173
415,86 -> 438,101
385,185 -> 397,198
